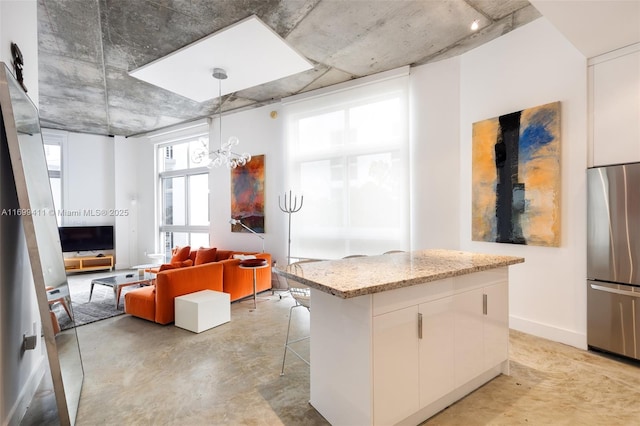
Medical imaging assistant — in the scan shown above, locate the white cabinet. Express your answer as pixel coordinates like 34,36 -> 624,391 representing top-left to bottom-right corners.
590,44 -> 640,166
310,267 -> 512,426
373,297 -> 456,425
484,281 -> 509,369
453,287 -> 485,386
454,281 -> 509,384
373,305 -> 420,426
419,296 -> 455,407
372,277 -> 508,425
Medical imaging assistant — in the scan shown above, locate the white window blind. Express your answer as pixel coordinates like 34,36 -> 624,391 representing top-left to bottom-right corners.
283,73 -> 409,260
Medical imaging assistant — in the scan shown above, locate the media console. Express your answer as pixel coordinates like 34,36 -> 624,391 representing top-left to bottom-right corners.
64,255 -> 114,273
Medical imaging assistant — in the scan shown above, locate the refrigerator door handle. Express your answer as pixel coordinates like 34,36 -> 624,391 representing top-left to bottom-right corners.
590,282 -> 640,298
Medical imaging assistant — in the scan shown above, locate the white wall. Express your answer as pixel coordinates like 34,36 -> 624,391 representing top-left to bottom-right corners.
409,57 -> 461,250
458,18 -> 588,348
0,1 -> 45,424
62,132 -> 115,227
134,137 -> 157,264
0,0 -> 39,107
60,132 -> 152,268
208,104 -> 287,264
113,135 -> 139,269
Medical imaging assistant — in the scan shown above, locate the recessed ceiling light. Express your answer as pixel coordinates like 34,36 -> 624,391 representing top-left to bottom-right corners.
471,20 -> 480,31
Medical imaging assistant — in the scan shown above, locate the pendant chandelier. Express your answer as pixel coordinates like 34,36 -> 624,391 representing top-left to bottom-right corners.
192,68 -> 251,169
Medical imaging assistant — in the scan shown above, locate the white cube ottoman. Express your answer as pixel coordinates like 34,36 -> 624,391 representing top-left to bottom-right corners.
174,290 -> 230,333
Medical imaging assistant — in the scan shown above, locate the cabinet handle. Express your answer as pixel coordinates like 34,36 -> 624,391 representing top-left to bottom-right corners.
418,313 -> 423,339
483,293 -> 488,315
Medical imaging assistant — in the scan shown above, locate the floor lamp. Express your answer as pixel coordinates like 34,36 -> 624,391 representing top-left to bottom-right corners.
278,190 -> 303,265
229,218 -> 265,253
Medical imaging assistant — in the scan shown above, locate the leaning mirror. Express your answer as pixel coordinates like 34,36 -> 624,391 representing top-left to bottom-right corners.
0,63 -> 83,425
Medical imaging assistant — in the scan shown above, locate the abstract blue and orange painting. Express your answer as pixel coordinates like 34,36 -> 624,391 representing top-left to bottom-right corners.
472,101 -> 560,247
230,154 -> 265,233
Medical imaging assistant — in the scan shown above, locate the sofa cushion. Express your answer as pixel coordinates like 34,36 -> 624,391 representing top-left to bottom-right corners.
170,246 -> 191,263
124,285 -> 156,322
189,250 -> 197,263
154,262 -> 224,324
195,247 -> 217,265
215,250 -> 234,261
158,259 -> 193,272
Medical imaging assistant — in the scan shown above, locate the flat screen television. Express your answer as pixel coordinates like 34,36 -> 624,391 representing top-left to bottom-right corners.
58,225 -> 114,253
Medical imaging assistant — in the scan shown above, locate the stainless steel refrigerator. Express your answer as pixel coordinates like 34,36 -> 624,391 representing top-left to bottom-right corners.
587,162 -> 640,361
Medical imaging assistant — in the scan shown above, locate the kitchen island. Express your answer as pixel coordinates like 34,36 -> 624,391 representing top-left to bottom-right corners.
277,249 -> 524,426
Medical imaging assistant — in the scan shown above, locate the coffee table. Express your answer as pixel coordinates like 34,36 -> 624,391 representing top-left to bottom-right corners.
90,274 -> 153,309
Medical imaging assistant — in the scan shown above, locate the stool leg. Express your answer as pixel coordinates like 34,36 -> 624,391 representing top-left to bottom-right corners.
281,304 -> 296,376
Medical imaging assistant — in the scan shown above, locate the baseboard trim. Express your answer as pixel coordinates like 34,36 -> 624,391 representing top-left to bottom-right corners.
510,315 -> 587,350
6,355 -> 46,426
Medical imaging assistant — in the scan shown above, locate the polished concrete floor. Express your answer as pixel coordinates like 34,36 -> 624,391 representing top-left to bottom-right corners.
23,284 -> 640,425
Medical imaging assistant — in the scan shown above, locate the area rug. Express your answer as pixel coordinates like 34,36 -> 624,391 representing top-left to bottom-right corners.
55,274 -> 141,330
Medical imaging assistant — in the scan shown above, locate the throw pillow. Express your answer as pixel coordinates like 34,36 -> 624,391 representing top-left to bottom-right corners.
194,247 -> 217,265
170,245 -> 191,263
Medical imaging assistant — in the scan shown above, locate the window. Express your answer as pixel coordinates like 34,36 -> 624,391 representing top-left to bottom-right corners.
157,135 -> 210,260
42,132 -> 64,224
284,73 -> 409,259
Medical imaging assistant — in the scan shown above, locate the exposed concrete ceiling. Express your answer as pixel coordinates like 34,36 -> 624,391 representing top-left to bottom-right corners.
37,0 -> 540,137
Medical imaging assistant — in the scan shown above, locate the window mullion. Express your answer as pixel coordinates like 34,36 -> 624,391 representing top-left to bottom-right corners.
184,175 -> 190,227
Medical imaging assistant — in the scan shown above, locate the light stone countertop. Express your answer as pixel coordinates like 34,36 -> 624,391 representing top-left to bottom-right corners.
275,249 -> 524,299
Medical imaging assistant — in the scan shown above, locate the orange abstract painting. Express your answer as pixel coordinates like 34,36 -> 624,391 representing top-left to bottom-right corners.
230,155 -> 265,233
472,102 -> 561,247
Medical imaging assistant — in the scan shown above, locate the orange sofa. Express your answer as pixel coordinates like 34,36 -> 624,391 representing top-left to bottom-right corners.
219,252 -> 272,302
124,262 -> 223,325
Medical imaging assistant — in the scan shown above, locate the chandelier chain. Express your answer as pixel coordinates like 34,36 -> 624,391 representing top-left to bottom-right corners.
190,68 -> 251,169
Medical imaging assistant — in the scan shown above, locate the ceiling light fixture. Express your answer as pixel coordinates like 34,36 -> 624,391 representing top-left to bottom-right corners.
192,68 -> 251,169
470,20 -> 480,31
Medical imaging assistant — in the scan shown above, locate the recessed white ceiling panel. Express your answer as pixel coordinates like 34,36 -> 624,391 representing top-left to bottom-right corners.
129,15 -> 313,102
530,0 -> 640,58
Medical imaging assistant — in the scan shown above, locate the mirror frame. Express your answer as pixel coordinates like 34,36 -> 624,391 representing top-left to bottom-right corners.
0,63 -> 83,425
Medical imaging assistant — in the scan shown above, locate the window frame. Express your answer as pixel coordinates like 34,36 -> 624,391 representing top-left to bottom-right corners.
156,134 -> 211,257
42,130 -> 65,223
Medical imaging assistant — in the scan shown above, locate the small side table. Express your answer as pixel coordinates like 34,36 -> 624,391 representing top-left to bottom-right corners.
175,290 -> 230,333
239,263 -> 270,310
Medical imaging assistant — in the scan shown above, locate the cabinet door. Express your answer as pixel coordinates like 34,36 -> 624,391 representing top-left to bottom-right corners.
483,281 -> 509,368
592,48 -> 640,166
419,296 -> 454,407
453,287 -> 484,386
373,305 -> 420,426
